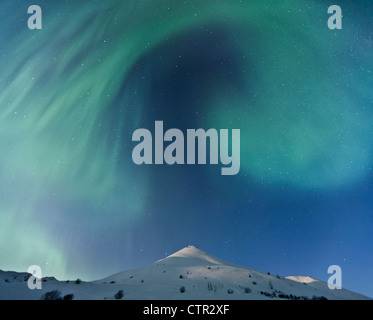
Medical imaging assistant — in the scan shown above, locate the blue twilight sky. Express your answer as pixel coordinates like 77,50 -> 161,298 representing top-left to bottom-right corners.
0,0 -> 372,298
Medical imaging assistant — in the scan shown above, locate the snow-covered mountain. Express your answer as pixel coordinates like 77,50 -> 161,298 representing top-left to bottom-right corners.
0,246 -> 370,300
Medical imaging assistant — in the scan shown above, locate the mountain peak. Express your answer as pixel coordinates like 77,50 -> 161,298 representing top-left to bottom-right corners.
285,276 -> 318,284
166,245 -> 208,258
171,245 -> 203,255
161,245 -> 228,266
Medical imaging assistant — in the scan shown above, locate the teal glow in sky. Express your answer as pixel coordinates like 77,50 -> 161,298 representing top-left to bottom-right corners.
0,0 -> 372,297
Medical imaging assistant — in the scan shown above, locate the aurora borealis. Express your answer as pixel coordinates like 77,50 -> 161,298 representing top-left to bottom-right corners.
0,0 -> 372,297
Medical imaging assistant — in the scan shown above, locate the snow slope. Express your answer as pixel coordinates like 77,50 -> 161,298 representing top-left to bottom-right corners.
0,246 -> 370,300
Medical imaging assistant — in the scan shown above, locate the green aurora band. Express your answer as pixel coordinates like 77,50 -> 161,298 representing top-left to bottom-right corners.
0,0 -> 372,279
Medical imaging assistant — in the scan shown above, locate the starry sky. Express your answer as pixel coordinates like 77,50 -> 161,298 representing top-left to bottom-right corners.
0,0 -> 372,297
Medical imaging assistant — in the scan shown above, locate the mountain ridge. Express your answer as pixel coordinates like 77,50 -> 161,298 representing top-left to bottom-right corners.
0,245 -> 370,300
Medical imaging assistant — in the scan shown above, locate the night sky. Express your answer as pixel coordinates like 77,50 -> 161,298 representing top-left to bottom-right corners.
0,0 -> 372,297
